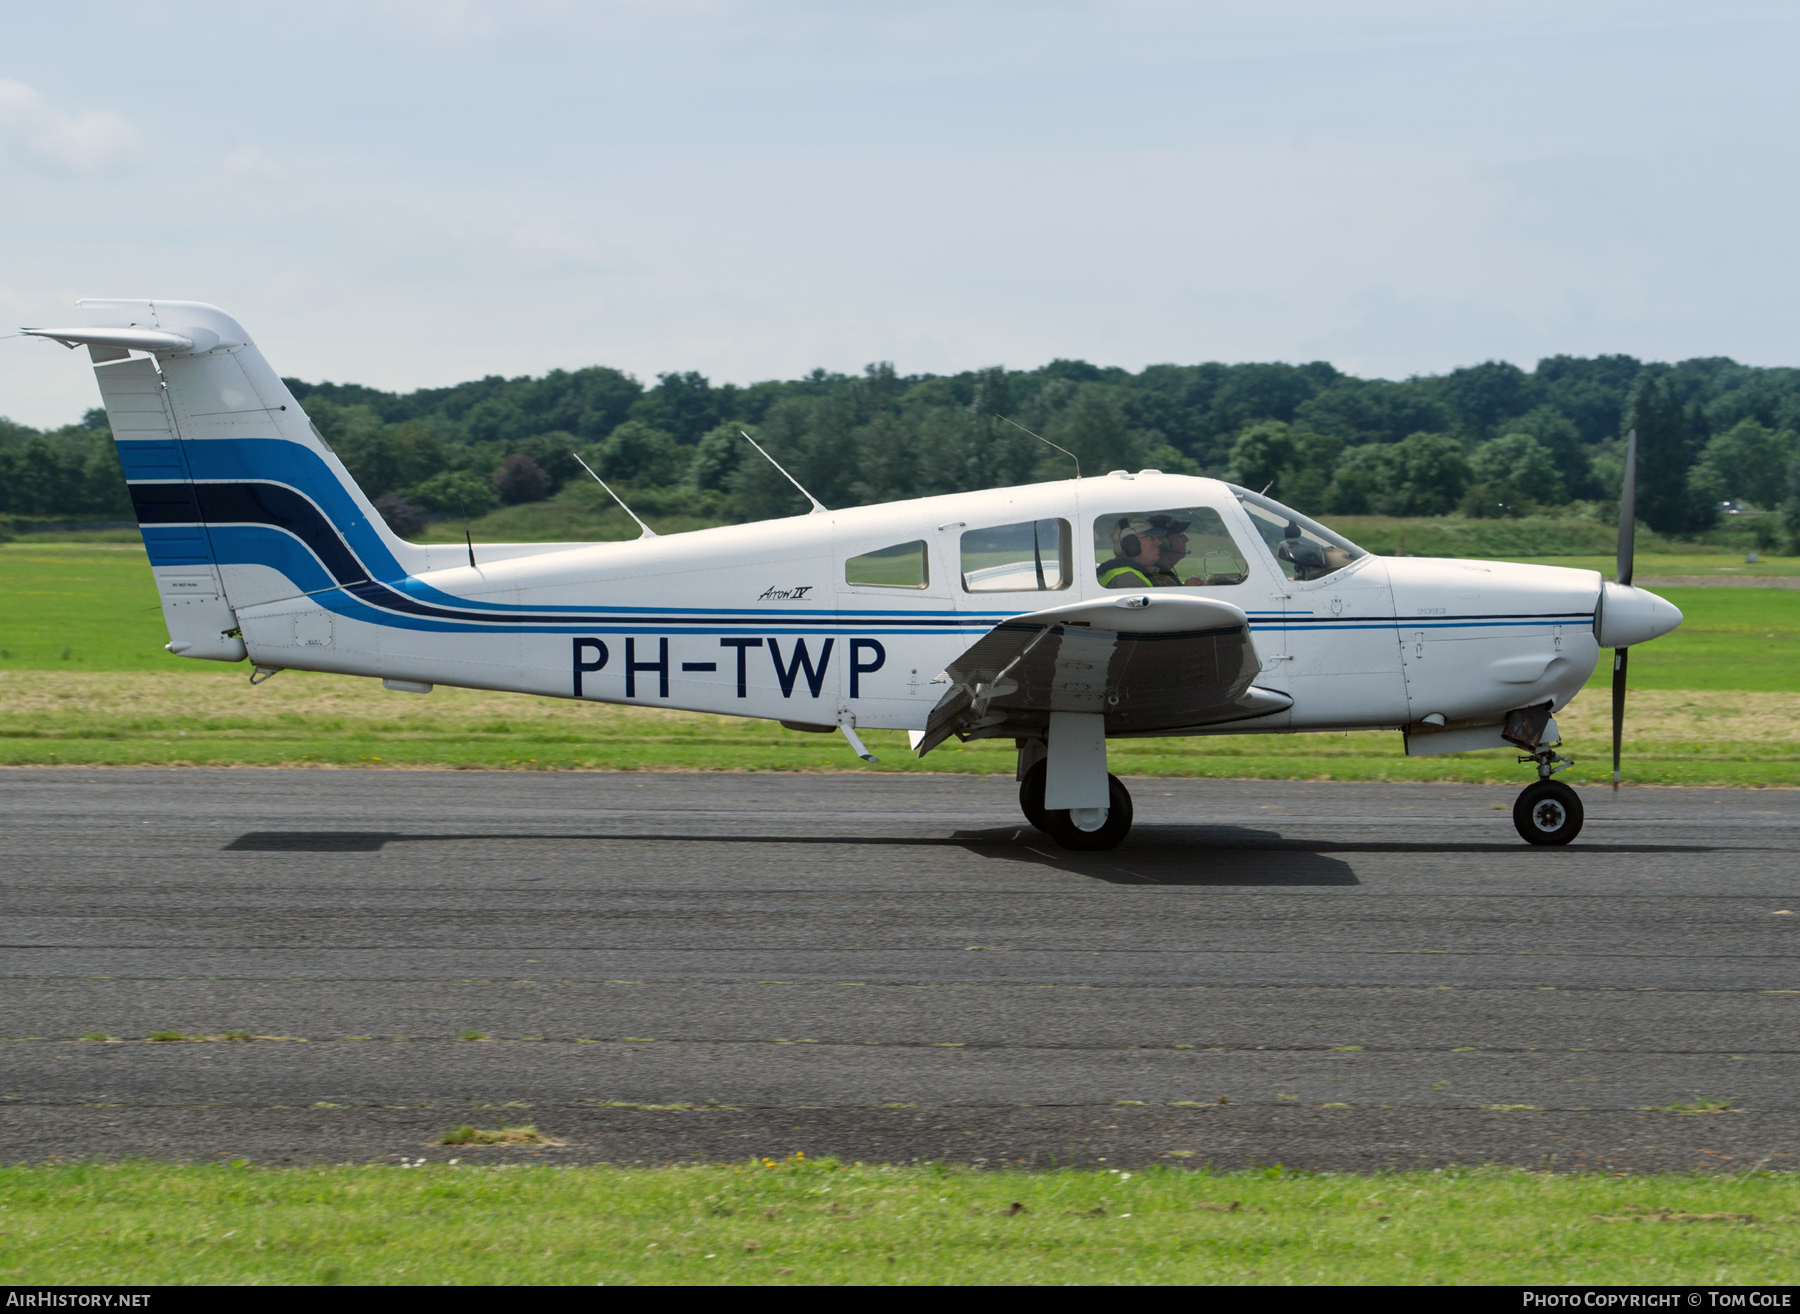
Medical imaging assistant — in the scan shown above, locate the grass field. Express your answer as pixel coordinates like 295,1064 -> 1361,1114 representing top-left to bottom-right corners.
4,540 -> 1795,1286
1,1160 -> 1795,1285
2,544 -> 1794,782
1506,555 -> 1800,578
2,671 -> 1794,785
1322,513 -> 1790,562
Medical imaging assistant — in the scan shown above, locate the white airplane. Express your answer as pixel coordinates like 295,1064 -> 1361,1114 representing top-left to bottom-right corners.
25,300 -> 1684,851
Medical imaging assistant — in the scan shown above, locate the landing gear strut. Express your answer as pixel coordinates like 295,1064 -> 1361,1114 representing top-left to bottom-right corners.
1507,704 -> 1583,845
1019,759 -> 1134,851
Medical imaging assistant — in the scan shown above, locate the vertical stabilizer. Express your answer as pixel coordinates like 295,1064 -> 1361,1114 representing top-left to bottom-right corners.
26,299 -> 435,662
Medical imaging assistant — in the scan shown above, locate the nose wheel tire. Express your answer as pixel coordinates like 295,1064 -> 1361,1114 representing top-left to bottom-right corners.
1513,780 -> 1584,846
1019,761 -> 1134,851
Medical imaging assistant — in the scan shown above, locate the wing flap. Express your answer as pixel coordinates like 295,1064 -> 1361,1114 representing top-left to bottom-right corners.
919,593 -> 1290,754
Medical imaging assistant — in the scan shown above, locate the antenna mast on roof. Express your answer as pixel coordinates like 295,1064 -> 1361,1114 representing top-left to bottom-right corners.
740,430 -> 827,513
572,453 -> 657,538
454,493 -> 478,568
996,414 -> 1080,480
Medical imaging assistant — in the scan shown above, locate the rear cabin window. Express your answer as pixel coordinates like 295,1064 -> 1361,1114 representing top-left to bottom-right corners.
960,518 -> 1072,593
1092,506 -> 1251,588
845,539 -> 930,589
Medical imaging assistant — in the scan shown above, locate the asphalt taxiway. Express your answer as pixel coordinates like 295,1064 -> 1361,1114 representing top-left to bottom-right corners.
2,769 -> 1795,1171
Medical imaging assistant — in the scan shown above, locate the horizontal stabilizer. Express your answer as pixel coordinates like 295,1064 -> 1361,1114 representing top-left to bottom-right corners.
22,325 -> 234,355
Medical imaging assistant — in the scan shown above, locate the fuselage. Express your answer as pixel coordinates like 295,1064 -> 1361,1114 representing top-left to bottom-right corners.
24,297 -> 1682,839
229,471 -> 1606,739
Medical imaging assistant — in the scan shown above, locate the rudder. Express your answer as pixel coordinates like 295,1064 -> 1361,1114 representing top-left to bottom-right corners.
92,354 -> 244,659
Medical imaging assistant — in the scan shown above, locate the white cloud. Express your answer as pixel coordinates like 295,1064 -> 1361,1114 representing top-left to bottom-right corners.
222,144 -> 288,182
0,79 -> 141,174
507,223 -> 640,276
4,4 -> 1800,425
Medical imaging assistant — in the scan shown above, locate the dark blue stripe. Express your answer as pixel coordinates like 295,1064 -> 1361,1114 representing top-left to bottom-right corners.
193,482 -> 370,586
340,576 -> 998,630
130,483 -> 202,523
166,438 -> 408,583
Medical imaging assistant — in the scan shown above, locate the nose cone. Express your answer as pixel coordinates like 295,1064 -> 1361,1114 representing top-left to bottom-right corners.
1645,590 -> 1684,642
1595,582 -> 1684,648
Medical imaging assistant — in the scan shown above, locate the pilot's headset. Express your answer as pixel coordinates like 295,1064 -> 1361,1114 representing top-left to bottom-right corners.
1114,516 -> 1156,560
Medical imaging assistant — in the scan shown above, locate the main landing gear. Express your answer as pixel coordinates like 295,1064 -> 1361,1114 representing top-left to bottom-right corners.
1020,759 -> 1134,851
1505,703 -> 1584,846
1016,714 -> 1134,851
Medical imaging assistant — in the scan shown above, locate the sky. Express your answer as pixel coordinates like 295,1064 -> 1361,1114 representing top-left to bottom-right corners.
4,1 -> 1800,427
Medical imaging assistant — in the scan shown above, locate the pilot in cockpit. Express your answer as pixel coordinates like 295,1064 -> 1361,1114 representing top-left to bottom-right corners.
1098,514 -> 1192,588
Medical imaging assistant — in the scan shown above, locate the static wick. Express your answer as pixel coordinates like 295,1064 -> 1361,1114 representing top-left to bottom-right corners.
740,430 -> 827,514
996,415 -> 1080,481
572,452 -> 657,538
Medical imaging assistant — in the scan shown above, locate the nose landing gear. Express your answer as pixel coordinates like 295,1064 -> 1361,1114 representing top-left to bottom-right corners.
1513,778 -> 1584,845
1506,703 -> 1583,845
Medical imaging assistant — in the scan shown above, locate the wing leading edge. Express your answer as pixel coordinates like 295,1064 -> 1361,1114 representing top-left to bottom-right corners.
918,593 -> 1292,755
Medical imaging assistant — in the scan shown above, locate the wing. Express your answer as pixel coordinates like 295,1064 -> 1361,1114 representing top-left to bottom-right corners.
918,593 -> 1293,755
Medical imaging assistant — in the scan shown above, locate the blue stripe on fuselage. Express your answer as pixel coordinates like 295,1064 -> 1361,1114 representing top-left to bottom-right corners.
121,437 -> 1596,637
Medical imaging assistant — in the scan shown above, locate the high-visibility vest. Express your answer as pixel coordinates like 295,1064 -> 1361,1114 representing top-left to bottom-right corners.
1097,557 -> 1155,589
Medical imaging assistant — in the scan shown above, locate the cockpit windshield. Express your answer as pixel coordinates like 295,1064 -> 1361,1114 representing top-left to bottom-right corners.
1228,484 -> 1366,583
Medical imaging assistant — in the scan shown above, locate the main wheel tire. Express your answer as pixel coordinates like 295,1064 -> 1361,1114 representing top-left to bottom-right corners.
1019,760 -> 1056,836
1513,779 -> 1584,846
1019,762 -> 1134,851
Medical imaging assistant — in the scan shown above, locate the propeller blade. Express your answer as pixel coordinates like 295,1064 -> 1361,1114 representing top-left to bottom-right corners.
1611,646 -> 1629,792
1617,427 -> 1637,588
1611,428 -> 1638,791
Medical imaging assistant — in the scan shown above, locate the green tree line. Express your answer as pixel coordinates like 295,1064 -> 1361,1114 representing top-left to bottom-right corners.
5,353 -> 1800,542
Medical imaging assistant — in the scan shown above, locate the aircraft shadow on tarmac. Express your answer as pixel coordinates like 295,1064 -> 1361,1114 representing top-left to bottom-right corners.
947,827 -> 1359,885
222,824 -> 1727,889
225,826 -> 1353,886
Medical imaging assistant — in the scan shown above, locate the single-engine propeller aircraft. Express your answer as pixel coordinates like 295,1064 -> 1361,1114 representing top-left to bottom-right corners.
24,300 -> 1685,850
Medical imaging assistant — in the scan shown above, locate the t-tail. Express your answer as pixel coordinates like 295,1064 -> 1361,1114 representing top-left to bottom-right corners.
23,300 -> 431,662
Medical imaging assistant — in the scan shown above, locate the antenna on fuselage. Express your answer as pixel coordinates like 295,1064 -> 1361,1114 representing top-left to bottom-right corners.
572,452 -> 658,539
995,414 -> 1080,481
455,494 -> 478,568
740,430 -> 827,514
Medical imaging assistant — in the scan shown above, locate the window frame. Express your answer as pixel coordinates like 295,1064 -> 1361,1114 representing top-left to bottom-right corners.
842,537 -> 933,591
1087,503 -> 1256,590
1225,484 -> 1367,586
958,517 -> 1074,595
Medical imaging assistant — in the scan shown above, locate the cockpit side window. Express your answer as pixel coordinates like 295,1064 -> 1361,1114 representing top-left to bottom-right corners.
1091,506 -> 1251,589
960,519 -> 1072,593
845,539 -> 929,589
1228,484 -> 1366,583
